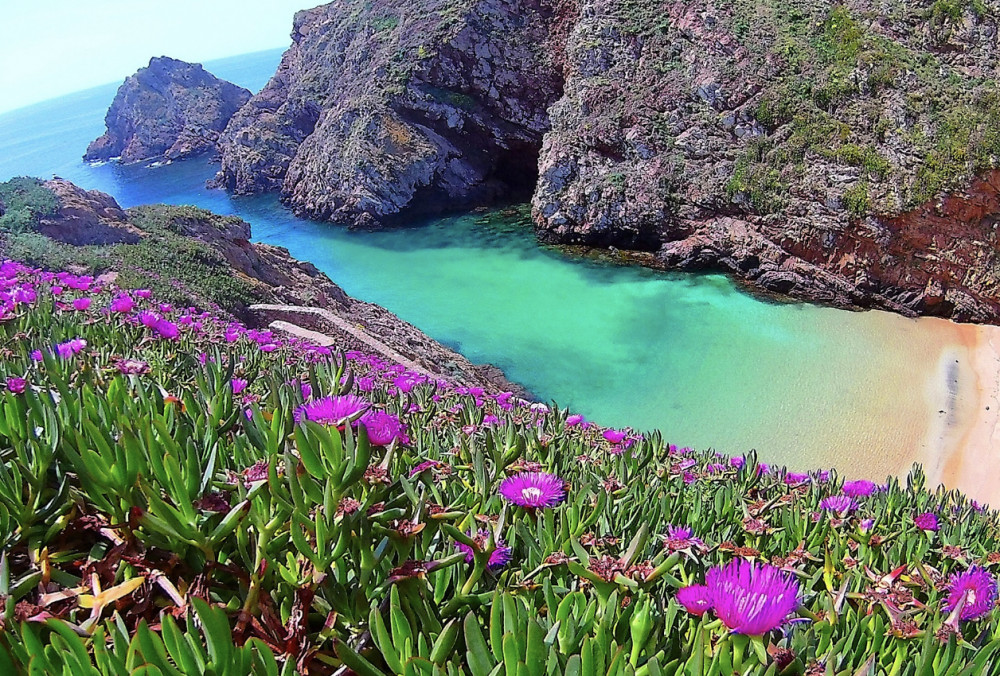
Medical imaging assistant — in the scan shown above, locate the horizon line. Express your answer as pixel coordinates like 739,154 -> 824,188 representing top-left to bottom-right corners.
0,46 -> 287,118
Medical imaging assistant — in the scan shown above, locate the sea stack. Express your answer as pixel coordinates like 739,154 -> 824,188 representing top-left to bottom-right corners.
85,56 -> 251,164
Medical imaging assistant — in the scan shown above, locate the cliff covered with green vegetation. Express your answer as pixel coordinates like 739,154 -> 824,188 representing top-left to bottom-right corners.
205,0 -> 1000,323
0,177 -> 514,390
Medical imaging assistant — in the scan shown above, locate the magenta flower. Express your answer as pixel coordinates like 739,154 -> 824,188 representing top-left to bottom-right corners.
843,480 -> 877,497
110,294 -> 135,313
706,560 -> 799,635
294,394 -> 369,425
231,378 -> 248,395
914,512 -> 939,532
154,318 -> 180,340
664,524 -> 704,551
676,585 -> 713,616
357,410 -> 408,446
943,566 -> 998,621
6,377 -> 27,395
134,289 -> 152,299
455,530 -> 512,570
72,297 -> 91,311
819,495 -> 857,513
55,338 -> 87,358
499,472 -> 566,509
784,472 -> 810,485
566,414 -> 586,427
603,429 -> 627,444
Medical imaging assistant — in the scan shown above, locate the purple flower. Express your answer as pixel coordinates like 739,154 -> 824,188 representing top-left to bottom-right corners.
730,456 -> 746,469
566,414 -> 586,427
30,350 -> 43,362
706,560 -> 799,635
667,524 -> 694,540
499,472 -> 566,509
819,495 -> 857,514
300,381 -> 313,399
134,289 -> 152,299
676,585 -> 713,616
231,378 -> 248,395
294,395 -> 369,426
914,512 -> 939,532
55,338 -> 87,359
6,377 -> 27,395
455,530 -> 512,570
109,294 -> 135,313
664,524 -> 704,551
784,472 -> 810,485
72,297 -> 91,311
357,410 -> 408,446
943,566 -> 998,621
603,429 -> 627,444
843,480 -> 877,497
860,518 -> 875,532
153,318 -> 180,340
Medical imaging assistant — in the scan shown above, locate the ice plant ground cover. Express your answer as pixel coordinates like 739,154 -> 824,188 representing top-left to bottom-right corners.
2,262 -> 1000,674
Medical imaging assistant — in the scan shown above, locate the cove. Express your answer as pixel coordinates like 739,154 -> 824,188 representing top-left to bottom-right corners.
1,49 -> 999,502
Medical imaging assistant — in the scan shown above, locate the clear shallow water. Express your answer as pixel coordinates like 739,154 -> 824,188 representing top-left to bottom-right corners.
0,48 -> 978,481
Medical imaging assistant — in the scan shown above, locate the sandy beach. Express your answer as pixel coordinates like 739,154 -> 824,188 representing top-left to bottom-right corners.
921,322 -> 1000,505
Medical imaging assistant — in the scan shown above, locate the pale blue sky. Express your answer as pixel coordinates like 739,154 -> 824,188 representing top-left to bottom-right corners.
0,0 -> 313,114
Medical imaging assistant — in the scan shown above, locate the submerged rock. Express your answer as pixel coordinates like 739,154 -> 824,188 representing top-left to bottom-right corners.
85,57 -> 251,164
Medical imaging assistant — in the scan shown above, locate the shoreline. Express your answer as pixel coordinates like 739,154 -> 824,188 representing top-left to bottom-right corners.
920,321 -> 1000,505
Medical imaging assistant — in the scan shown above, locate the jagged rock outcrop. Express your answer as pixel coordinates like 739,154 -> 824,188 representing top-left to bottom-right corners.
213,0 -> 1000,322
38,179 -> 143,245
85,57 -> 251,164
214,0 -> 571,225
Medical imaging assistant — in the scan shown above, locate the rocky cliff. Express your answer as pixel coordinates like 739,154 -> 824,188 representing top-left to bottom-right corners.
213,0 -> 570,225
0,178 -> 516,390
85,57 -> 251,164
211,0 -> 1000,322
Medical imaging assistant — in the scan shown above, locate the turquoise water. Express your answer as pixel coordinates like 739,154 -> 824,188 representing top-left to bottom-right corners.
0,48 -> 968,478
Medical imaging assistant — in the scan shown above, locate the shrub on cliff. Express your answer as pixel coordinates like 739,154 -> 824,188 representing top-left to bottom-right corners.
1,260 -> 1000,674
0,178 -> 58,234
0,192 -> 258,315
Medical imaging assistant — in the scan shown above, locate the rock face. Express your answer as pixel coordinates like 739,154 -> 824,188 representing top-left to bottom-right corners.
214,0 -> 570,225
85,57 -> 251,164
532,0 -> 1000,322
215,0 -> 1000,322
38,179 -> 143,245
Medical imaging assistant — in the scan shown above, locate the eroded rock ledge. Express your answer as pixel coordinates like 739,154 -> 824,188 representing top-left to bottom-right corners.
85,57 -> 251,164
